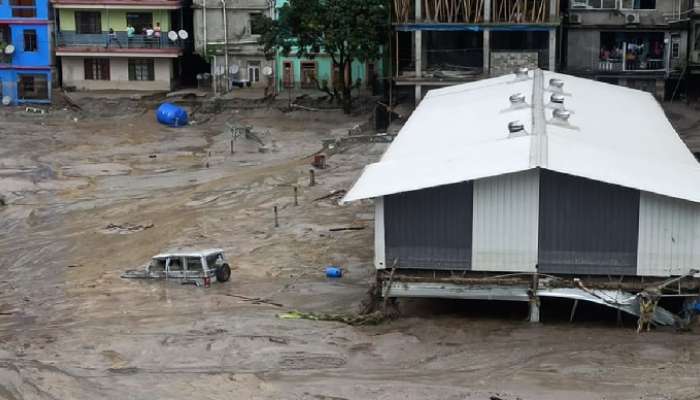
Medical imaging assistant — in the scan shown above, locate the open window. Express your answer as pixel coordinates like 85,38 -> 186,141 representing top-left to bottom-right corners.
168,257 -> 183,272
149,258 -> 166,272
126,12 -> 153,34
185,257 -> 203,272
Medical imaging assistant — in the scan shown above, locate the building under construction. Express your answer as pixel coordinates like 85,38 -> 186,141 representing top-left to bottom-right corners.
392,0 -> 560,102
344,69 -> 700,326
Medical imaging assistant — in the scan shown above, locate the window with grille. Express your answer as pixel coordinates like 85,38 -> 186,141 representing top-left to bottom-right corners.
17,74 -> 48,100
84,58 -> 110,80
10,0 -> 36,18
75,11 -> 102,34
23,30 -> 37,52
128,58 -> 155,81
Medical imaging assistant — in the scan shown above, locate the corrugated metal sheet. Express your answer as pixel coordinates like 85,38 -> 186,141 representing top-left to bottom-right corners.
374,197 -> 386,269
637,192 -> 700,277
538,170 -> 640,275
471,170 -> 539,272
384,182 -> 473,269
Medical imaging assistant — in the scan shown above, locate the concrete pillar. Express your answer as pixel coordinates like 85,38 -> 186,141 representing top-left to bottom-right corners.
483,28 -> 490,76
548,28 -> 556,71
484,0 -> 491,21
415,28 -> 423,103
549,0 -> 557,19
415,0 -> 422,21
529,297 -> 540,323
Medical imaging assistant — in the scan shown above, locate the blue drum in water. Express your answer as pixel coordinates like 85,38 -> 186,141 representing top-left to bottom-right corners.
325,266 -> 342,278
156,103 -> 189,127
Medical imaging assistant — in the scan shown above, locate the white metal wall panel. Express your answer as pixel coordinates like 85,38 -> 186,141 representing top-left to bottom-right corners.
637,192 -> 700,277
472,169 -> 540,272
374,197 -> 386,269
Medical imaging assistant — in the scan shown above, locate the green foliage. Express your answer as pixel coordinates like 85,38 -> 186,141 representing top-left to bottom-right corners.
258,0 -> 389,112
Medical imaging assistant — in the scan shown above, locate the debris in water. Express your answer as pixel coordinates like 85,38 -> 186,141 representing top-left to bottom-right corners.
101,222 -> 154,235
277,310 -> 387,326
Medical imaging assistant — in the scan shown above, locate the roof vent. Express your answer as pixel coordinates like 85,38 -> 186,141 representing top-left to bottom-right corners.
552,109 -> 571,122
549,78 -> 564,89
509,92 -> 526,105
514,67 -> 529,79
508,120 -> 525,134
550,93 -> 565,104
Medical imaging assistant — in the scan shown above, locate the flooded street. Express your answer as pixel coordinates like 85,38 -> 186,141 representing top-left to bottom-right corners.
1,100 -> 699,400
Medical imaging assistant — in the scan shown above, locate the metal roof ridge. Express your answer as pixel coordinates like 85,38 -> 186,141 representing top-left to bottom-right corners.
529,69 -> 548,168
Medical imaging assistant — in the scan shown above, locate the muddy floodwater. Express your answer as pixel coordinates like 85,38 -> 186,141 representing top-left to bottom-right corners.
1,100 -> 699,400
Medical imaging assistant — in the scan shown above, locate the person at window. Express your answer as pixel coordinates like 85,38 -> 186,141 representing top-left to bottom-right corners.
144,26 -> 154,48
105,28 -> 122,48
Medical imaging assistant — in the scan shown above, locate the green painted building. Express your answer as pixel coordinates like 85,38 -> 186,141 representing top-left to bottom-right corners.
273,0 -> 382,92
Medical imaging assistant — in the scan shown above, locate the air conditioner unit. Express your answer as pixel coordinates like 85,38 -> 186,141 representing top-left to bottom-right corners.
624,12 -> 640,24
568,13 -> 582,24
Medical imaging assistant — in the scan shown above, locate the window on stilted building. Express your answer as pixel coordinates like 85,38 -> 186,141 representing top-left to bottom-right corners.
128,58 -> 155,81
84,58 -> 110,80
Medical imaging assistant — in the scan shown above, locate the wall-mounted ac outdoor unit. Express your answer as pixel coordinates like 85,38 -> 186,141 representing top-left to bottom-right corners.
624,12 -> 640,24
568,14 -> 582,24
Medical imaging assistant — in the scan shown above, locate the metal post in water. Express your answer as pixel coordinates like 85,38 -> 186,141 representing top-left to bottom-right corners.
309,169 -> 316,186
274,205 -> 279,227
293,186 -> 298,206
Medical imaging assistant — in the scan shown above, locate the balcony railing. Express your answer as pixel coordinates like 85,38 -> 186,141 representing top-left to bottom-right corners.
56,31 -> 186,50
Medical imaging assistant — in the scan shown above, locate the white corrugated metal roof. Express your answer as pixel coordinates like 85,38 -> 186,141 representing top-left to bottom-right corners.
343,70 -> 700,203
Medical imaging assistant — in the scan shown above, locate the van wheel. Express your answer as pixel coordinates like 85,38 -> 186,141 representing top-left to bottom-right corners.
216,264 -> 231,282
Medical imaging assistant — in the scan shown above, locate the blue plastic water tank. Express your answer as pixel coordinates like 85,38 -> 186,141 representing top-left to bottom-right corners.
156,103 -> 189,127
325,266 -> 342,278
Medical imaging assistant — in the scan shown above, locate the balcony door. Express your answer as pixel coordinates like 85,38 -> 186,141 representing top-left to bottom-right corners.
75,11 -> 102,34
126,13 -> 153,35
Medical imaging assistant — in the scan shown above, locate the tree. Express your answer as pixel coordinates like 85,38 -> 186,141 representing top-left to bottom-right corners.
258,0 -> 388,113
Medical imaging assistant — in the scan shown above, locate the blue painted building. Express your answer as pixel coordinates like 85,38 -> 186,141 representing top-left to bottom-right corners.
0,0 -> 52,105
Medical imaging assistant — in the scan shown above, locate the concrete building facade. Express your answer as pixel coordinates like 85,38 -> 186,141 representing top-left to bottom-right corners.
191,0 -> 274,92
392,0 -> 561,103
53,0 -> 186,91
0,0 -> 52,105
562,0 -> 687,99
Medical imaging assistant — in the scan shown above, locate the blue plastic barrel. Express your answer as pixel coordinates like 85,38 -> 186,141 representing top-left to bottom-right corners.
325,266 -> 342,278
156,103 -> 189,127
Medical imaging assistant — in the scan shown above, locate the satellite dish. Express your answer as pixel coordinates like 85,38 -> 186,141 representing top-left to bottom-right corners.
196,74 -> 203,80
216,65 -> 225,76
178,30 -> 189,40
229,64 -> 239,74
262,66 -> 273,76
2,96 -> 12,106
4,44 -> 15,55
167,31 -> 178,41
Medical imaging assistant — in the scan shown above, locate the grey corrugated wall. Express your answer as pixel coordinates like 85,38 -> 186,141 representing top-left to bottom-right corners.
384,182 -> 473,269
538,170 -> 640,275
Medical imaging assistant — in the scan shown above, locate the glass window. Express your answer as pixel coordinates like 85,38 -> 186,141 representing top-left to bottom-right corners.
128,58 -> 155,81
10,0 -> 36,18
84,58 -> 110,80
75,11 -> 102,34
17,74 -> 48,100
23,29 -> 36,52
620,0 -> 655,9
571,0 -> 617,9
